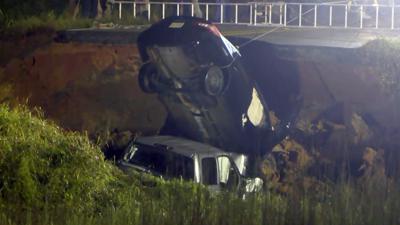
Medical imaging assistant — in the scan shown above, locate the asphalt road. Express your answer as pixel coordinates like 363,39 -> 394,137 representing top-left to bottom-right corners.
58,24 -> 400,48
218,24 -> 400,48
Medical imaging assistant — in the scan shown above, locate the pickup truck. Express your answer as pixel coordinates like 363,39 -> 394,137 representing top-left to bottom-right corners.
118,136 -> 263,194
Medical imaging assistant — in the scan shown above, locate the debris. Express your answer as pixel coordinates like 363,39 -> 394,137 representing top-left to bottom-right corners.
351,113 -> 373,144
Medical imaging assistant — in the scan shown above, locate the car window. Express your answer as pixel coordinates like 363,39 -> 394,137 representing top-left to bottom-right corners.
125,144 -> 194,180
217,156 -> 240,190
201,157 -> 217,185
217,156 -> 231,183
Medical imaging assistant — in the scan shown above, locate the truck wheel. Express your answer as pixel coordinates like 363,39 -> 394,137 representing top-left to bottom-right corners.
138,63 -> 158,93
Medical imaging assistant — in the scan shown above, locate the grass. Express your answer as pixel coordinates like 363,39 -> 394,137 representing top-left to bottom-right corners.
0,8 -> 153,37
1,179 -> 400,225
0,103 -> 399,225
0,104 -> 119,212
0,12 -> 93,36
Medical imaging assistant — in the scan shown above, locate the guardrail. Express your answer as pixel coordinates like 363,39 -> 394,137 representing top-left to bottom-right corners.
110,1 -> 400,30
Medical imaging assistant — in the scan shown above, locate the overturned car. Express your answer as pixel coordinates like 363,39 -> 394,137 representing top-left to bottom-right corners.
137,16 -> 282,156
119,136 -> 263,194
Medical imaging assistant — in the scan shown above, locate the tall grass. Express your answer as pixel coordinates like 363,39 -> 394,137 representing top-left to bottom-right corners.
2,179 -> 399,225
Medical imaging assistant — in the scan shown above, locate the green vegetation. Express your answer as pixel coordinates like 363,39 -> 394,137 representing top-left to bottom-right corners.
0,104 -> 118,212
0,0 -> 68,20
0,104 -> 399,225
0,1 -> 141,36
0,0 -> 78,34
0,12 -> 93,35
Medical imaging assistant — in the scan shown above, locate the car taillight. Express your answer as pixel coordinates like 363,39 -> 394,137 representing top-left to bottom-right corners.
197,23 -> 221,37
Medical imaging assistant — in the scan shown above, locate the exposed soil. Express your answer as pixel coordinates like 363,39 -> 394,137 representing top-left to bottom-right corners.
0,36 -> 166,140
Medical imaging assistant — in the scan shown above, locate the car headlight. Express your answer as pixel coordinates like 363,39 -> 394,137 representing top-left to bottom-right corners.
204,66 -> 225,96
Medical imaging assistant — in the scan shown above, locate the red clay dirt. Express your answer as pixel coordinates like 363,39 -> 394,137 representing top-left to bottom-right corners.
0,41 -> 166,138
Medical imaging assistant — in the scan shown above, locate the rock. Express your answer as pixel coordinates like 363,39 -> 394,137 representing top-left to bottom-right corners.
358,147 -> 385,179
351,113 -> 373,144
262,138 -> 314,192
260,153 -> 280,189
357,147 -> 387,195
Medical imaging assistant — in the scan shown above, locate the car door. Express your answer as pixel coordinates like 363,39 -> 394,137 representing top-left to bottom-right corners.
217,155 -> 241,192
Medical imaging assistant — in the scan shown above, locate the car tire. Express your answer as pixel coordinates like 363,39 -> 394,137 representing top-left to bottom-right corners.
138,63 -> 158,93
204,66 -> 226,96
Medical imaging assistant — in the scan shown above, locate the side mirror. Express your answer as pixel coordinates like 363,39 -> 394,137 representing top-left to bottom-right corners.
244,177 -> 263,193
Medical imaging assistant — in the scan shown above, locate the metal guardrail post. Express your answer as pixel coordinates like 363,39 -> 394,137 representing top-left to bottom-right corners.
206,4 -> 209,21
299,4 -> 302,27
392,5 -> 395,29
360,5 -> 363,28
254,3 -> 257,25
177,3 -> 180,16
345,5 -> 348,28
192,4 -> 194,17
148,3 -> 151,21
284,4 -> 287,26
269,5 -> 272,24
221,3 -> 224,23
162,3 -> 165,19
119,2 -> 122,19
133,2 -> 136,18
375,5 -> 379,28
264,5 -> 267,24
314,4 -> 317,27
279,4 -> 282,24
235,4 -> 238,24
329,5 -> 333,26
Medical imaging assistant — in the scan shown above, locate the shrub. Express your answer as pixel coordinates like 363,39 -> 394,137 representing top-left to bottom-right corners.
0,104 -> 117,212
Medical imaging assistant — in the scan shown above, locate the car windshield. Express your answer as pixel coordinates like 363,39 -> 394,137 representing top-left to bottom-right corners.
124,143 -> 194,180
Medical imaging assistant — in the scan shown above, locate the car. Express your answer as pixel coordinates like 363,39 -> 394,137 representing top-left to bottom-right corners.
137,16 -> 283,157
118,136 -> 263,194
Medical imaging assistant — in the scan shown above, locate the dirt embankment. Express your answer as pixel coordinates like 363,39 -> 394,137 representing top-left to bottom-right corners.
1,33 -> 400,189
0,35 -> 166,140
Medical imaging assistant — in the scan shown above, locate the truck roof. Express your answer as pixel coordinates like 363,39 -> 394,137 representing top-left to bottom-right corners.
135,135 -> 228,157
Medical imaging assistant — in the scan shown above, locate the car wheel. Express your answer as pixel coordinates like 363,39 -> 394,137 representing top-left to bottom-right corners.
204,66 -> 225,96
138,63 -> 158,93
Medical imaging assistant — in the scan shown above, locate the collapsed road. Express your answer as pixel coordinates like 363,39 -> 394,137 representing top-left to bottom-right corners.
3,17 -> 399,180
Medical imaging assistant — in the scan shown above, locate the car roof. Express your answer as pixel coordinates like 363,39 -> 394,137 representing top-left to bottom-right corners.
134,135 -> 228,157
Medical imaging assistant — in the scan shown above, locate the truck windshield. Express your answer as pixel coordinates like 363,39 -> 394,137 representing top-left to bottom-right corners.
202,157 -> 218,185
124,144 -> 194,180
